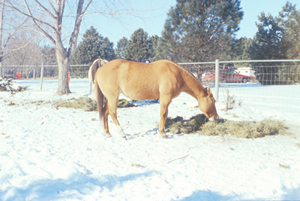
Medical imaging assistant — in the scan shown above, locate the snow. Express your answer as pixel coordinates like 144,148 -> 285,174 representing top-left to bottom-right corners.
1,79 -> 300,201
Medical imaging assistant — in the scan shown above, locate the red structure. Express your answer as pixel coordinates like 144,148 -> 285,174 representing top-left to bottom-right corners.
16,72 -> 21,80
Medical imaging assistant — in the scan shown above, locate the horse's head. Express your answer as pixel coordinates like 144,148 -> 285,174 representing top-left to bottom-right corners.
198,88 -> 219,121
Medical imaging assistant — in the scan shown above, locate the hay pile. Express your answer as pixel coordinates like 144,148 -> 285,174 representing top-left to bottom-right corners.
53,97 -> 97,111
118,99 -> 134,108
53,98 -> 134,111
201,119 -> 287,138
0,78 -> 28,92
166,115 -> 287,138
166,114 -> 208,134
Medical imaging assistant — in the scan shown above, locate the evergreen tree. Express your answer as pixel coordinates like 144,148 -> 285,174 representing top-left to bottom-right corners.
115,37 -> 129,59
72,26 -> 116,64
149,35 -> 161,61
251,13 -> 287,60
280,2 -> 300,59
158,0 -> 243,62
124,28 -> 153,61
232,37 -> 253,64
279,2 -> 300,84
251,12 -> 289,84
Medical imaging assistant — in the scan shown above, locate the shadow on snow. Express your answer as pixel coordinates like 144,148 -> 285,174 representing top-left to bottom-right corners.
2,171 -> 156,201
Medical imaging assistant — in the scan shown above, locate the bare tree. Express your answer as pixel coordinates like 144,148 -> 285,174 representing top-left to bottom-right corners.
8,0 -> 92,94
7,0 -> 158,94
0,0 -> 28,77
6,30 -> 43,65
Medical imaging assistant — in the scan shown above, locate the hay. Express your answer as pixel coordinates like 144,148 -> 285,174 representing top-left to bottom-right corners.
166,114 -> 208,134
166,115 -> 288,138
53,97 -> 97,111
53,97 -> 134,111
118,99 -> 134,108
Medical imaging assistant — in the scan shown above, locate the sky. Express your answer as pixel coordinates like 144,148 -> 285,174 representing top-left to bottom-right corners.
77,0 -> 299,47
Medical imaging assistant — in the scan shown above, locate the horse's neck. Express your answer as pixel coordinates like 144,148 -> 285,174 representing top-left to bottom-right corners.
181,73 -> 206,100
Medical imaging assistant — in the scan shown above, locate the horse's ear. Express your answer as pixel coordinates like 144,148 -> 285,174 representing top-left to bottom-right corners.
207,88 -> 211,94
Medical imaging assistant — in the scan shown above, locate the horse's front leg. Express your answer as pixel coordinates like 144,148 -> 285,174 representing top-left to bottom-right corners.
159,95 -> 172,137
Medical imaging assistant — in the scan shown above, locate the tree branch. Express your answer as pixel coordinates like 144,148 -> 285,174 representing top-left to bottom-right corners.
34,0 -> 55,19
67,0 -> 92,59
167,154 -> 189,164
7,0 -> 56,44
23,0 -> 55,44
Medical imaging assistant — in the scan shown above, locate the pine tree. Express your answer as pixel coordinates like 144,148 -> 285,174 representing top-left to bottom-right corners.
149,35 -> 161,61
280,2 -> 300,59
252,13 -> 287,60
279,2 -> 300,84
124,28 -> 153,62
251,12 -> 289,85
158,0 -> 243,62
115,37 -> 129,59
72,26 -> 116,64
231,37 -> 253,66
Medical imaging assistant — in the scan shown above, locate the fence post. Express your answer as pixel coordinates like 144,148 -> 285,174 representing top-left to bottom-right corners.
40,62 -> 44,91
90,82 -> 92,94
33,68 -> 36,80
0,63 -> 2,78
215,59 -> 219,102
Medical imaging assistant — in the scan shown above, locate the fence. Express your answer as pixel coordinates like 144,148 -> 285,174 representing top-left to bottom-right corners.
179,59 -> 300,105
1,60 -> 300,105
0,64 -> 90,80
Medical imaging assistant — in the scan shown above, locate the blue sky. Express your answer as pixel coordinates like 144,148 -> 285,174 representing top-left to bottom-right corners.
79,0 -> 299,47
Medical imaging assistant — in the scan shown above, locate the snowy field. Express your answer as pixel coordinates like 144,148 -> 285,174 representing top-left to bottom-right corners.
1,79 -> 300,201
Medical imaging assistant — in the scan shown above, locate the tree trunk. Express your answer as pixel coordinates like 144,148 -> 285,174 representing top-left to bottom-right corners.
0,0 -> 4,78
56,46 -> 71,95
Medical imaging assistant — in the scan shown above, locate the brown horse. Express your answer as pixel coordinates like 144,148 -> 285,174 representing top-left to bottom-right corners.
89,59 -> 218,137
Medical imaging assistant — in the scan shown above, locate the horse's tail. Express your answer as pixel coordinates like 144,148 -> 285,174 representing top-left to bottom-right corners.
88,59 -> 109,101
94,79 -> 105,126
88,59 -> 109,126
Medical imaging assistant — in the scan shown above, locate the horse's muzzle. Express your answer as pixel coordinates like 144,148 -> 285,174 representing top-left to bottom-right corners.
208,115 -> 219,121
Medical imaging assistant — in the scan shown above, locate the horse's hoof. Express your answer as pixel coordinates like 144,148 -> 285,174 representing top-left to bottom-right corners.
161,135 -> 169,139
106,134 -> 112,138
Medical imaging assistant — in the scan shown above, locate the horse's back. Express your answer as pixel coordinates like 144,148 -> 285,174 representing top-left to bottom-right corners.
95,59 -> 184,100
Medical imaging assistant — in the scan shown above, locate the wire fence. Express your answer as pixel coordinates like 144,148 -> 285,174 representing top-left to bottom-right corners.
180,59 -> 300,105
1,60 -> 300,105
0,64 -> 90,80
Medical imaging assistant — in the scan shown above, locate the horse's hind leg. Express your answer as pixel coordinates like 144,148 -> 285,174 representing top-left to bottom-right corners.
103,102 -> 112,137
107,97 -> 126,137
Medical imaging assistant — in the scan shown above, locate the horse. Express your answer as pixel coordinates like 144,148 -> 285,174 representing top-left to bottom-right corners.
89,59 -> 218,138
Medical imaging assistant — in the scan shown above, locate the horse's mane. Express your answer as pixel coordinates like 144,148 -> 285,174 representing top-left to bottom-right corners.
160,60 -> 202,85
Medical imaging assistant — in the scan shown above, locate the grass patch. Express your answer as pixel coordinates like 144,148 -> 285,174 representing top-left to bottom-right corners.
53,97 -> 134,111
166,115 -> 288,138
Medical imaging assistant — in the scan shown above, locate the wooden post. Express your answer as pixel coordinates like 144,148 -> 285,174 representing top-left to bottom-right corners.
215,59 -> 219,102
40,63 -> 44,91
90,82 -> 92,94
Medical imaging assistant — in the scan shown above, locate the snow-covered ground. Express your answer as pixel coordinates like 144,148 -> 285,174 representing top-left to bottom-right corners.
1,79 -> 300,201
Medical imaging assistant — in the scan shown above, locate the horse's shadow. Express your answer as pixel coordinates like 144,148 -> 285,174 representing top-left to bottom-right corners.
131,99 -> 159,107
124,127 -> 176,140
